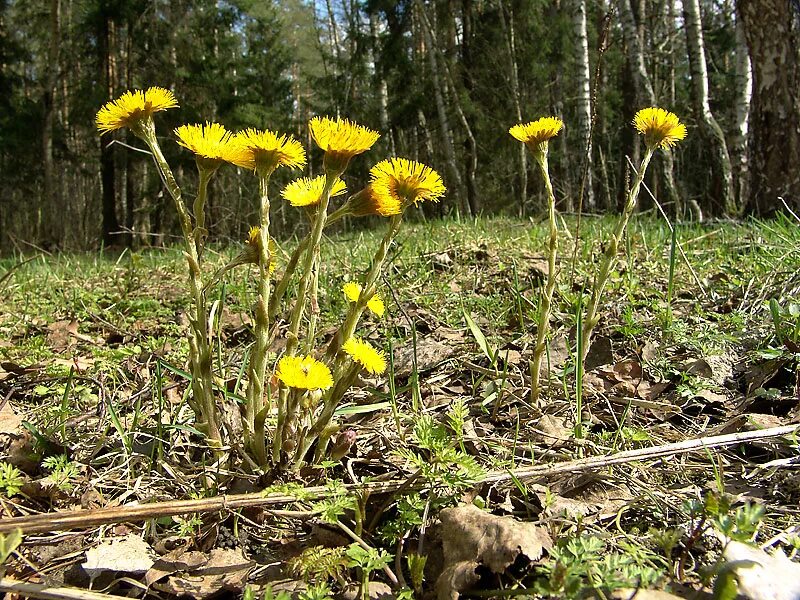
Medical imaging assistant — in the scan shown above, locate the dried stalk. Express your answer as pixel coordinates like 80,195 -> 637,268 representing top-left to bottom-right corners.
0,424 -> 795,535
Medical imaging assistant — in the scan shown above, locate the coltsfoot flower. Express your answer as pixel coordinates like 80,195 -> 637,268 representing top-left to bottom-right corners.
342,337 -> 386,375
509,116 -> 563,160
230,128 -> 306,174
633,107 -> 687,150
175,122 -> 249,168
369,158 -> 446,209
244,226 -> 277,273
309,116 -> 380,173
343,281 -> 385,317
343,185 -> 403,217
96,86 -> 178,135
276,355 -> 333,391
282,175 -> 347,207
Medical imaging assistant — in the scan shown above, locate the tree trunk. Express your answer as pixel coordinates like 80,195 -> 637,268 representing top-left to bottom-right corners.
731,12 -> 752,210
572,0 -> 594,211
737,0 -> 800,215
41,0 -> 61,247
415,0 -> 466,214
99,13 -> 119,247
617,0 -> 685,217
497,3 -> 527,215
683,0 -> 736,215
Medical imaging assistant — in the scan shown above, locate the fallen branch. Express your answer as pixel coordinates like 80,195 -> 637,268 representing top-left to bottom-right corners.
0,424 -> 795,535
0,578 -> 131,600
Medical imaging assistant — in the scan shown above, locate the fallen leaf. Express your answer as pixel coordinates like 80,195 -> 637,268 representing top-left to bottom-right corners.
720,540 -> 800,600
585,336 -> 614,371
155,548 -> 254,599
0,402 -> 22,434
47,320 -> 79,353
436,504 -> 552,600
392,337 -> 457,376
82,534 -> 156,577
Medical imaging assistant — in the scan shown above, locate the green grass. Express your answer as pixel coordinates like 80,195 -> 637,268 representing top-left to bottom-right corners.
1,214 -> 799,597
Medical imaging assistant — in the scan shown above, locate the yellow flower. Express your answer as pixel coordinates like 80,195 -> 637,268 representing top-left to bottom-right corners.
509,116 -> 563,158
633,107 -> 687,150
96,86 -> 178,134
344,185 -> 403,217
282,175 -> 347,207
369,158 -> 446,209
309,116 -> 380,173
245,226 -> 277,273
276,355 -> 333,391
175,122 -> 249,167
342,337 -> 386,375
230,128 -> 306,174
343,281 -> 385,317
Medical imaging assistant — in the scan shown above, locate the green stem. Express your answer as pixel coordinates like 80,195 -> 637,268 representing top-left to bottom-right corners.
529,154 -> 558,404
244,172 -> 274,466
581,147 -> 655,362
285,172 -> 340,357
142,124 -> 222,451
326,214 -> 403,362
193,168 -> 213,255
268,236 -> 308,322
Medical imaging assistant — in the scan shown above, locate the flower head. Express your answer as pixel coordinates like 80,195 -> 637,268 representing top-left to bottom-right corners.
230,128 -> 306,175
369,158 -> 446,210
342,185 -> 403,218
175,122 -> 249,169
342,337 -> 386,375
276,355 -> 333,391
633,107 -> 687,150
309,116 -> 380,173
282,175 -> 347,207
96,86 -> 178,135
509,116 -> 563,159
245,226 -> 278,273
343,281 -> 385,317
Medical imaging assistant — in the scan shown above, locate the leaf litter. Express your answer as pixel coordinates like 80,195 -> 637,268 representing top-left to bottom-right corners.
0,218 -> 798,599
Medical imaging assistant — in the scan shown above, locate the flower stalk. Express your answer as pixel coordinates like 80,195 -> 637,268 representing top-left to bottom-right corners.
581,147 -> 654,362
139,122 -> 222,451
529,152 -> 558,403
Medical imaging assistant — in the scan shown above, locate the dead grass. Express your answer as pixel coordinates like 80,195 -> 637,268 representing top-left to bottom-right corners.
0,215 -> 798,599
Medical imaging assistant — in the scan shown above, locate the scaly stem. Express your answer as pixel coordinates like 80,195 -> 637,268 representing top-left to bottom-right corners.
267,208 -> 349,324
141,123 -> 221,450
581,147 -> 655,362
244,172 -> 274,466
529,154 -> 558,404
285,172 -> 340,357
326,214 -> 403,361
193,168 -> 213,255
268,236 -> 309,322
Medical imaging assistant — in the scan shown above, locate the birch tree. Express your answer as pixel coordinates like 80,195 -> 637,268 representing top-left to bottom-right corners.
572,0 -> 594,210
737,0 -> 799,215
683,0 -> 735,214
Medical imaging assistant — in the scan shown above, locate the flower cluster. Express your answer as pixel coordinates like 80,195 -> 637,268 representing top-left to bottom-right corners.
95,86 -> 448,470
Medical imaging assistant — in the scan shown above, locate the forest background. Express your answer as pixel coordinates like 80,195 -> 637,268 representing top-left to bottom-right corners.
0,0 -> 798,253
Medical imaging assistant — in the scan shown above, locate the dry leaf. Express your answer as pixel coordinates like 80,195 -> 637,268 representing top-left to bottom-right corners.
47,319 -> 79,352
436,504 -> 552,600
0,402 -> 22,434
721,540 -> 800,600
82,534 -> 156,577
155,548 -> 254,599
392,337 -> 457,376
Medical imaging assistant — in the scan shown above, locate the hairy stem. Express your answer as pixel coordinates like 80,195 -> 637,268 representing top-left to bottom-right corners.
529,154 -> 558,403
244,172 -> 275,465
581,148 -> 655,362
142,124 -> 221,450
